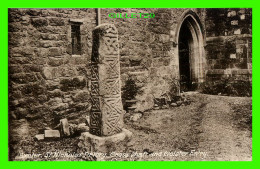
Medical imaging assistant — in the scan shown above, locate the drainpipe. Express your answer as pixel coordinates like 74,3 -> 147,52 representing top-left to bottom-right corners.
96,8 -> 101,25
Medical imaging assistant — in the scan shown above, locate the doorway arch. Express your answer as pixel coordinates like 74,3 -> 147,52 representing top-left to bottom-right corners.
176,10 -> 206,92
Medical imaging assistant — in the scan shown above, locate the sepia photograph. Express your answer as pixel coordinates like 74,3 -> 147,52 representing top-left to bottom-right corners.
8,8 -> 252,161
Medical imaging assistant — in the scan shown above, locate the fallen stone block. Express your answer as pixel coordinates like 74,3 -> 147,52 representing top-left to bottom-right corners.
34,134 -> 44,141
60,118 -> 70,137
77,123 -> 89,133
69,123 -> 78,136
130,113 -> 142,122
39,126 -> 52,134
170,103 -> 178,107
68,123 -> 89,137
44,130 -> 60,140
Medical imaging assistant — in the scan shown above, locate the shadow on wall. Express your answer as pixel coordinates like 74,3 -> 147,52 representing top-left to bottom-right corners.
122,75 -> 181,112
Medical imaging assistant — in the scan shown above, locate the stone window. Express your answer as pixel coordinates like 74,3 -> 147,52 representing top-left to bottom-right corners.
71,23 -> 81,55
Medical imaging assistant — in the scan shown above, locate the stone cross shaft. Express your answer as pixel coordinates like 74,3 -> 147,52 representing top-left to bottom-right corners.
89,24 -> 124,136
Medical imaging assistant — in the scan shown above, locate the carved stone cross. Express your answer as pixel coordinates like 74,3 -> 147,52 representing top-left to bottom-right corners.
79,24 -> 132,154
89,23 -> 124,136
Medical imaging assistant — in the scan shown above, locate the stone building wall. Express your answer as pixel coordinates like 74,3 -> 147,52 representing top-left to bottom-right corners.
205,8 -> 252,81
100,8 -> 206,111
8,8 -> 252,125
8,8 -> 97,125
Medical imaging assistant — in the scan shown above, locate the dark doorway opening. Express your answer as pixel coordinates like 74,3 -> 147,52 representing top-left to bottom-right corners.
178,21 -> 193,92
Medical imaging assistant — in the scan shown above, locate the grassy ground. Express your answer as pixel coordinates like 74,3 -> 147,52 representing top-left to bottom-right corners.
9,93 -> 252,161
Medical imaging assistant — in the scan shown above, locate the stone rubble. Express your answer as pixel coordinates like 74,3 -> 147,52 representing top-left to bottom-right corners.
34,117 -> 89,141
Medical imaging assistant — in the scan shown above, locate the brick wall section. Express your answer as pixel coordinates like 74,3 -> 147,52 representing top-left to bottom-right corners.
205,8 -> 252,81
8,8 -> 97,125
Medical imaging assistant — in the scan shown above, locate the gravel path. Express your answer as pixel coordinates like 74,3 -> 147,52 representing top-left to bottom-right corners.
9,93 -> 252,161
124,93 -> 252,161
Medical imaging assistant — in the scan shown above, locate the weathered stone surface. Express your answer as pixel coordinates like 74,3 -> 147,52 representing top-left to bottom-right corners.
49,18 -> 65,26
47,89 -> 63,98
41,34 -> 58,40
176,100 -> 183,106
89,24 -> 124,136
20,83 -> 45,96
23,64 -> 42,73
8,9 -> 98,133
10,73 -> 37,84
85,115 -> 90,126
49,47 -> 62,57
44,130 -> 60,139
170,103 -> 178,107
31,18 -> 48,27
234,29 -> 241,35
72,90 -> 90,102
60,118 -> 70,137
60,77 -> 86,92
77,123 -> 89,133
129,113 -> 142,122
78,129 -> 132,154
43,67 -> 54,80
35,134 -> 44,141
47,57 -> 64,67
52,102 -> 69,111
205,8 -> 252,83
9,119 -> 30,140
27,9 -> 41,16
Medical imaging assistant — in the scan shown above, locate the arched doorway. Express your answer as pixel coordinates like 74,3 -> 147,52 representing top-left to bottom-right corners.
177,11 -> 205,92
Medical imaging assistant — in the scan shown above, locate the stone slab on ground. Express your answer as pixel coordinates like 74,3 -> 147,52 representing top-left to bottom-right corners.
35,134 -> 44,141
44,130 -> 60,139
78,128 -> 132,155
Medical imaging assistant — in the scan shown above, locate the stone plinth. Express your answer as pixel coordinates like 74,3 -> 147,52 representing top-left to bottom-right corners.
78,128 -> 132,153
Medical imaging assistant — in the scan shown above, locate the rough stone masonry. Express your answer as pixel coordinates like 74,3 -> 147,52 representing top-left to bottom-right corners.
78,24 -> 132,153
